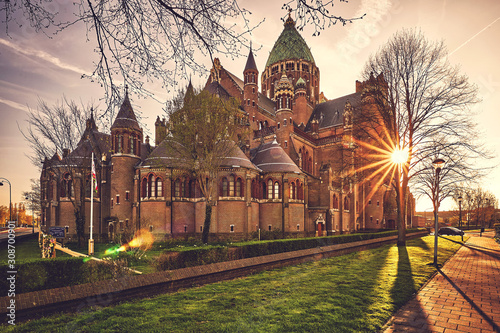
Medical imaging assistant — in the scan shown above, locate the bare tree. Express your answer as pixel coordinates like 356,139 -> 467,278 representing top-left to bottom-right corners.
2,1 -> 363,120
362,28 -> 480,246
22,178 -> 41,224
163,88 -> 245,243
22,98 -> 103,245
412,134 -> 488,222
282,0 -> 365,35
21,98 -> 98,166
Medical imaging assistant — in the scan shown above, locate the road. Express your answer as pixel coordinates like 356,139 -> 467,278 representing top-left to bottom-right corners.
0,227 -> 38,242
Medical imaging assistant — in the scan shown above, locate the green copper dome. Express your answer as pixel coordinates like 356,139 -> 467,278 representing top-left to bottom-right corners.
265,16 -> 315,68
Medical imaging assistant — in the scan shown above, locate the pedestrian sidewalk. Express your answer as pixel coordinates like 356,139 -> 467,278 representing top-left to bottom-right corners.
383,231 -> 500,333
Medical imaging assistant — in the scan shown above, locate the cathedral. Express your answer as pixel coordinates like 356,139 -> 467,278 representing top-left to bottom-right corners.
40,15 -> 414,241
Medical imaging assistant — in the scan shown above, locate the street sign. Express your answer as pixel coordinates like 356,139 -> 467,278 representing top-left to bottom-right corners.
49,227 -> 66,238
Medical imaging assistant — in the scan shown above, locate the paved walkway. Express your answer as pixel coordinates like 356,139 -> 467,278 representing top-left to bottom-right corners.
383,231 -> 500,333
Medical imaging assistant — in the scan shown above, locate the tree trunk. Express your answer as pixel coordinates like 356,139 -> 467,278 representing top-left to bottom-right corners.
202,203 -> 212,244
396,167 -> 406,247
75,210 -> 85,247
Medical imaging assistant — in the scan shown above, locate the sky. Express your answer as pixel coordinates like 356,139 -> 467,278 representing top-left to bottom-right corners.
1,0 -> 499,215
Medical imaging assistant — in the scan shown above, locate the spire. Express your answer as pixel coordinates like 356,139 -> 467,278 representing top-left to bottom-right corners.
244,46 -> 258,72
111,87 -> 141,131
284,9 -> 295,28
184,78 -> 195,103
85,107 -> 98,132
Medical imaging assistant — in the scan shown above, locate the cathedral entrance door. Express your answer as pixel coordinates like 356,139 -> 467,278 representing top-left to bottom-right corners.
317,222 -> 323,237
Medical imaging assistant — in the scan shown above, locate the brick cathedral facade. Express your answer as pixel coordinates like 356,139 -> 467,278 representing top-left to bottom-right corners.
40,15 -> 415,241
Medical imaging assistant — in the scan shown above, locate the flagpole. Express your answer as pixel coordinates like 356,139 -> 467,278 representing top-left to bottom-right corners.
90,152 -> 94,240
89,152 -> 94,255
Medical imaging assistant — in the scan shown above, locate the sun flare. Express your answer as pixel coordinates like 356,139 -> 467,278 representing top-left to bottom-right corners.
391,147 -> 409,165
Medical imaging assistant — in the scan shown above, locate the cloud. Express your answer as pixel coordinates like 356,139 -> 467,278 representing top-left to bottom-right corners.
334,0 -> 393,63
0,97 -> 28,112
0,38 -> 88,74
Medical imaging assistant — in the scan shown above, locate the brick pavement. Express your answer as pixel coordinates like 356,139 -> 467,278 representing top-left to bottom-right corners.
383,231 -> 500,333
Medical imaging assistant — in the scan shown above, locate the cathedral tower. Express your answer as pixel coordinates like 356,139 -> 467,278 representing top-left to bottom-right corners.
261,13 -> 320,111
243,47 -> 259,131
110,88 -> 143,230
275,73 -> 294,154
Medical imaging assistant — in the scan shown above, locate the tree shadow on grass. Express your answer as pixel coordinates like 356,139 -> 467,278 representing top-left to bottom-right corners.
406,237 -> 430,250
389,245 -> 416,309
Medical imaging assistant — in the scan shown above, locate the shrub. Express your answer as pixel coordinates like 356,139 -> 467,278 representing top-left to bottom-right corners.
0,257 -> 127,295
153,229 -> 425,271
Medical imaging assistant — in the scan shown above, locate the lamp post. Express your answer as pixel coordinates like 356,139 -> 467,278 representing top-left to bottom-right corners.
458,195 -> 463,229
432,158 -> 445,267
0,177 -> 12,224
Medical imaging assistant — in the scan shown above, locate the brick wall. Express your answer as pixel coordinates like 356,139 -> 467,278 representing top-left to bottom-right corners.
0,231 -> 427,323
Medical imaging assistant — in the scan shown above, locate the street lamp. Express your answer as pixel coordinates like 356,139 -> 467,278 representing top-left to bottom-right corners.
0,177 -> 12,224
432,158 -> 445,267
458,195 -> 463,229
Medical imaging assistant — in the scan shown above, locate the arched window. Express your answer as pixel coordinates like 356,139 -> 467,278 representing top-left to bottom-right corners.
118,134 -> 123,153
61,173 -> 72,198
344,197 -> 349,211
148,174 -> 155,198
142,178 -> 147,198
262,181 -> 267,199
297,181 -> 303,200
85,174 -> 91,198
221,177 -> 228,197
189,179 -> 196,198
174,179 -> 181,197
180,179 -> 185,198
251,179 -> 256,198
274,181 -> 280,199
290,181 -> 296,199
236,178 -> 242,197
333,194 -> 338,209
308,157 -> 312,173
229,175 -> 235,197
130,135 -> 135,155
60,179 -> 66,197
267,179 -> 273,199
156,177 -> 163,197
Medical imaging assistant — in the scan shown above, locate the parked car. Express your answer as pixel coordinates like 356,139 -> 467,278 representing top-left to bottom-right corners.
438,227 -> 464,236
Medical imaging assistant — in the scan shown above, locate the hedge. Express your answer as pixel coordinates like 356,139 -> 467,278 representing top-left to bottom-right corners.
0,257 -> 124,295
154,229 -> 425,271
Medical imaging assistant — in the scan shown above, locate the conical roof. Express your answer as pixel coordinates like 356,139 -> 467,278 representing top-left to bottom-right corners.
265,15 -> 315,68
251,138 -> 301,173
111,90 -> 141,131
244,48 -> 258,72
142,136 -> 191,168
220,141 -> 259,170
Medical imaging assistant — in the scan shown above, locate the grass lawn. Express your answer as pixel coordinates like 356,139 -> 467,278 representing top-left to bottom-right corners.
0,235 -> 72,263
5,235 -> 465,333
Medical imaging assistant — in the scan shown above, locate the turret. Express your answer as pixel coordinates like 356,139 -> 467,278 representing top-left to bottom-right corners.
110,87 -> 143,230
243,47 -> 259,130
275,73 -> 294,153
155,116 -> 167,146
293,77 -> 309,126
111,87 -> 143,157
